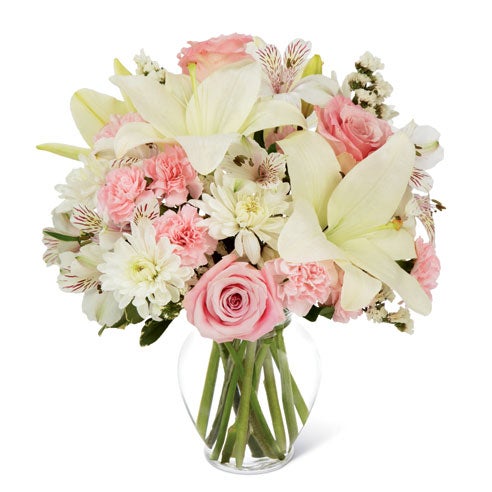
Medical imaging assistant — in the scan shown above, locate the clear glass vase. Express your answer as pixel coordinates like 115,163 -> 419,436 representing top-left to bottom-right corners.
178,314 -> 321,474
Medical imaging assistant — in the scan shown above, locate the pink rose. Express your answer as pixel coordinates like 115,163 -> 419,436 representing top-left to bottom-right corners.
411,238 -> 440,299
153,205 -> 217,268
143,146 -> 202,207
316,95 -> 392,171
98,166 -> 151,225
94,112 -> 144,142
183,254 -> 285,343
264,259 -> 338,316
177,33 -> 254,81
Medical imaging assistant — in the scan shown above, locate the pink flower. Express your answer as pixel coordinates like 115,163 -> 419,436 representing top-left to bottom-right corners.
264,125 -> 297,150
143,146 -> 202,207
177,33 -> 254,81
183,254 -> 285,343
98,166 -> 151,225
264,259 -> 338,316
316,95 -> 392,171
153,205 -> 217,268
94,113 -> 144,142
411,238 -> 440,299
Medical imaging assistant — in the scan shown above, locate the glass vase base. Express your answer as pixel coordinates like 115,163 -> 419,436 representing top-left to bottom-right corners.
204,447 -> 295,475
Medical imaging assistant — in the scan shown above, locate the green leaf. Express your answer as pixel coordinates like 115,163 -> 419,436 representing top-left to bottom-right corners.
140,318 -> 172,346
304,305 -> 335,322
43,230 -> 80,242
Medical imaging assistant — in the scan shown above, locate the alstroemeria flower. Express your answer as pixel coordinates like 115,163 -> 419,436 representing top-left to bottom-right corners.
277,131 -> 431,315
110,62 -> 306,175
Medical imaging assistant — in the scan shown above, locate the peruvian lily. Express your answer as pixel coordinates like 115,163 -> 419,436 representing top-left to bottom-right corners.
277,131 -> 431,315
110,61 -> 306,175
254,38 -> 339,107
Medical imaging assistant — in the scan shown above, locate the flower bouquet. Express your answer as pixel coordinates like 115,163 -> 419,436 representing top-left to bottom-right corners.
40,34 -> 443,473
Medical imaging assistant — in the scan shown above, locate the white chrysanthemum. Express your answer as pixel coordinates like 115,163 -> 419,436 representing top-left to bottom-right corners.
191,178 -> 290,264
98,219 -> 193,319
55,154 -> 111,213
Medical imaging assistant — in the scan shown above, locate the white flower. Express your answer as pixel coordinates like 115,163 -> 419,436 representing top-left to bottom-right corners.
42,212 -> 81,266
357,52 -> 384,72
55,154 -> 111,213
402,120 -> 444,170
220,137 -> 286,189
387,307 -> 414,334
134,49 -> 166,84
98,219 -> 193,319
191,178 -> 291,264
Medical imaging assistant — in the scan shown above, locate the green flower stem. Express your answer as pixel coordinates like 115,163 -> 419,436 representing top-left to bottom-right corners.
220,424 -> 237,464
233,341 -> 257,468
263,349 -> 287,454
253,341 -> 270,391
275,330 -> 299,445
196,342 -> 220,440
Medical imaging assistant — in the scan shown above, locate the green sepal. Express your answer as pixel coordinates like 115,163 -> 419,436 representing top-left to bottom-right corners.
304,304 -> 335,322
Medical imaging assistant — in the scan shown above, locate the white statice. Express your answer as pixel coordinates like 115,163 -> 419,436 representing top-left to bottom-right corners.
55,154 -> 111,213
192,178 -> 291,264
98,219 -> 193,319
387,307 -> 414,334
134,49 -> 166,84
357,52 -> 384,72
220,137 -> 286,189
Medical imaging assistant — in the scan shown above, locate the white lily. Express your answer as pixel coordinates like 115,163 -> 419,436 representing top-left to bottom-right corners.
110,61 -> 306,175
277,131 -> 431,315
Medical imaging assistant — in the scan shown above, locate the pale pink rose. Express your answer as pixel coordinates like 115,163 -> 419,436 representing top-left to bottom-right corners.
183,253 -> 285,343
411,237 -> 440,299
143,146 -> 202,207
98,166 -> 151,225
316,95 -> 392,169
322,263 -> 362,323
94,113 -> 145,142
177,33 -> 254,81
264,259 -> 338,316
153,205 -> 217,268
264,125 -> 297,150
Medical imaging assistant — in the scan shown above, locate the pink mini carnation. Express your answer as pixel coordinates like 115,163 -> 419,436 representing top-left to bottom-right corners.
411,237 -> 440,299
152,205 -> 217,268
263,259 -> 338,316
177,33 -> 254,81
97,166 -> 151,225
144,146 -> 202,207
316,95 -> 392,172
183,253 -> 285,343
94,113 -> 145,142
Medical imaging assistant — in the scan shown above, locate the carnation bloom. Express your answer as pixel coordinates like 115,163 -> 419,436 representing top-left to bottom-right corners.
98,166 -> 151,225
183,253 -> 285,343
316,94 -> 392,172
177,33 -> 254,81
153,205 -> 217,268
143,146 -> 202,207
94,112 -> 145,142
98,219 -> 193,319
263,259 -> 337,316
411,237 -> 440,299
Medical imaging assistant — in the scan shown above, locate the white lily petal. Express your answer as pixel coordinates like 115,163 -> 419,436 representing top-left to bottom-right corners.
111,75 -> 187,136
37,143 -> 90,160
70,89 -> 129,145
367,229 -> 416,260
176,134 -> 239,175
278,199 -> 344,262
337,260 -> 381,311
343,238 -> 431,315
240,98 -> 306,136
113,122 -> 167,158
292,74 -> 338,106
163,73 -> 193,108
277,131 -> 340,228
186,62 -> 262,135
327,132 -> 415,243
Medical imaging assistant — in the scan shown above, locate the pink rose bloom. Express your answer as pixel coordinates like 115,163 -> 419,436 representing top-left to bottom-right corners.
177,33 -> 254,81
411,237 -> 440,299
143,146 -> 202,207
264,259 -> 338,316
153,205 -> 217,268
94,113 -> 144,142
183,254 -> 285,343
98,166 -> 151,225
316,95 -> 392,171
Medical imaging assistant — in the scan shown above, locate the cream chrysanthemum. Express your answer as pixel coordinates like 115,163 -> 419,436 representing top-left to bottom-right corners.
98,219 -> 193,319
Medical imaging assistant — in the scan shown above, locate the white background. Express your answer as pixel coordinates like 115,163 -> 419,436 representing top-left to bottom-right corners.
1,1 -> 491,491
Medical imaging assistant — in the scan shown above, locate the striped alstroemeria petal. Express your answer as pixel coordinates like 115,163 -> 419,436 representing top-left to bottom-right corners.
257,44 -> 283,93
283,39 -> 311,90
